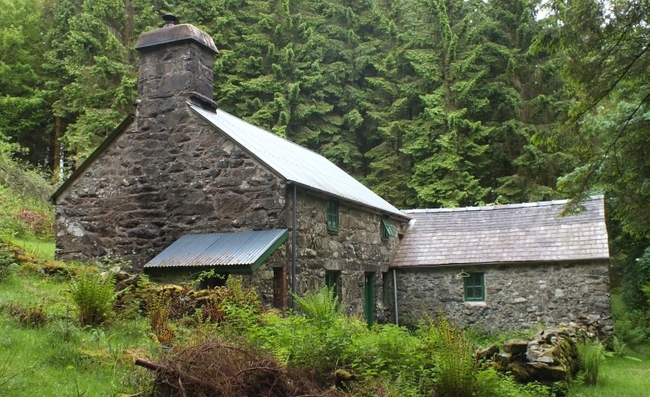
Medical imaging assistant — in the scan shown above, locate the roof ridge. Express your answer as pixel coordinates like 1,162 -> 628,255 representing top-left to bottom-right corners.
402,195 -> 604,214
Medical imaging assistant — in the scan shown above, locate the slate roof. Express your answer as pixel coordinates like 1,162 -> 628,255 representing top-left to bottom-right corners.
190,104 -> 408,219
144,229 -> 287,270
391,195 -> 609,268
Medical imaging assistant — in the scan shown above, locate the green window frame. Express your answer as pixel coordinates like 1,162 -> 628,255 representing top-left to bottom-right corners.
381,215 -> 396,240
327,200 -> 339,232
464,273 -> 485,302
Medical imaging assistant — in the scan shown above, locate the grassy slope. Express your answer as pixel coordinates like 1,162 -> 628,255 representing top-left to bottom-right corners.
0,265 -> 155,396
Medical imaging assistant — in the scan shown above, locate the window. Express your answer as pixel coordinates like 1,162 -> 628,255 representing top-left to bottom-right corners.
327,200 -> 339,232
464,273 -> 485,302
381,215 -> 396,239
325,270 -> 341,300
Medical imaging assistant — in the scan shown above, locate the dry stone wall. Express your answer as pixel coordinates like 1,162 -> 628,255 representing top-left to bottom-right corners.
395,261 -> 612,332
55,109 -> 288,270
293,191 -> 405,317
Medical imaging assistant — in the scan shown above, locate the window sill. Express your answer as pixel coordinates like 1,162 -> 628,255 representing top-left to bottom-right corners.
464,301 -> 487,307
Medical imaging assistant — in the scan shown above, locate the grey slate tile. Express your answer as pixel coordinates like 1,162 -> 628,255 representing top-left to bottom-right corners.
392,196 -> 609,268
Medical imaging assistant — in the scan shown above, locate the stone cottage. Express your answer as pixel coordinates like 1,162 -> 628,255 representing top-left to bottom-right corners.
52,17 -> 611,330
51,17 -> 410,324
390,195 -> 611,332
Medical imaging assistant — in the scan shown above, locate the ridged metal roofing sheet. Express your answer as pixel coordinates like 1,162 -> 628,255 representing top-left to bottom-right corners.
189,104 -> 406,219
392,196 -> 609,268
144,229 -> 287,268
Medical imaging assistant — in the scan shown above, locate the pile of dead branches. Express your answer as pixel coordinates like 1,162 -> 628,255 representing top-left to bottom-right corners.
136,341 -> 346,397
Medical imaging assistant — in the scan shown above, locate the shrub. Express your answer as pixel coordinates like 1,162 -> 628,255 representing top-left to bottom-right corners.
0,244 -> 18,281
218,276 -> 263,332
475,367 -> 550,397
420,316 -> 477,397
293,285 -> 342,324
70,271 -> 116,326
251,287 -> 358,385
621,246 -> 650,310
5,302 -> 48,327
254,313 -> 359,385
146,289 -> 174,344
0,154 -> 54,240
612,292 -> 650,347
577,339 -> 604,386
344,323 -> 431,383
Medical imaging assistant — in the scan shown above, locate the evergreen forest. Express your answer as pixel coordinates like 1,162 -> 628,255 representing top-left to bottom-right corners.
4,0 -> 650,308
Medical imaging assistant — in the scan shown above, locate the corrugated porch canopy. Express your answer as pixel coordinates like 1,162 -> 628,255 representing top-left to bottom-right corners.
144,229 -> 288,273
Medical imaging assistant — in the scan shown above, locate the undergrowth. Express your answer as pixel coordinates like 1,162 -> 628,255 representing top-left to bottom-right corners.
0,154 -> 54,244
423,316 -> 477,397
70,270 -> 117,326
0,244 -> 19,281
577,339 -> 605,386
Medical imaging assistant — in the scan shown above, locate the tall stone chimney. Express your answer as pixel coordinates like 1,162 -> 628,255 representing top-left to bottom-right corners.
134,15 -> 218,131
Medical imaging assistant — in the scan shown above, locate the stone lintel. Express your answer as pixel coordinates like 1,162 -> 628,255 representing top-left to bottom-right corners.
135,24 -> 218,54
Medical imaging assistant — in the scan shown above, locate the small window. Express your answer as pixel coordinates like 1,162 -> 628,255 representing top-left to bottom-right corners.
464,273 -> 485,302
381,216 -> 396,239
327,200 -> 339,232
325,270 -> 341,300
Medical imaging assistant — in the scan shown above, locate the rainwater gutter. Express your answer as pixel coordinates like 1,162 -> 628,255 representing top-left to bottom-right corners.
392,268 -> 399,325
290,183 -> 297,310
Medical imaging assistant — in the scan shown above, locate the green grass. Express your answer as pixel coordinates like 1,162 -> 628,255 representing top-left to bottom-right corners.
0,271 -> 155,396
10,236 -> 55,261
568,350 -> 650,397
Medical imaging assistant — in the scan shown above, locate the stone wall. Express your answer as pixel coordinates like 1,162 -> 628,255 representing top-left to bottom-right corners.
293,191 -> 406,317
55,109 -> 288,270
395,261 -> 611,332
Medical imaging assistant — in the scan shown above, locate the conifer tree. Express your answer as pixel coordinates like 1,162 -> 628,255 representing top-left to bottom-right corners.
0,0 -> 51,164
43,0 -> 158,169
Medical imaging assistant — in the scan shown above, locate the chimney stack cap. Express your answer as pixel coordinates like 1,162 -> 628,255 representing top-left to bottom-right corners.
135,19 -> 218,54
162,14 -> 179,27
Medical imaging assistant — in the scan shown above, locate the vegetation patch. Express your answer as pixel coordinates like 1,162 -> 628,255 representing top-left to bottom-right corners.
136,341 -> 343,397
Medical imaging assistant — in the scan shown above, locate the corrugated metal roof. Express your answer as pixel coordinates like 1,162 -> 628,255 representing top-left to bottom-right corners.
392,195 -> 609,268
189,104 -> 407,219
144,229 -> 287,269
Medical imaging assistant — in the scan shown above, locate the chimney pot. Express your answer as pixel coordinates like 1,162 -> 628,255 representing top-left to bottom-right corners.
162,14 -> 178,27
